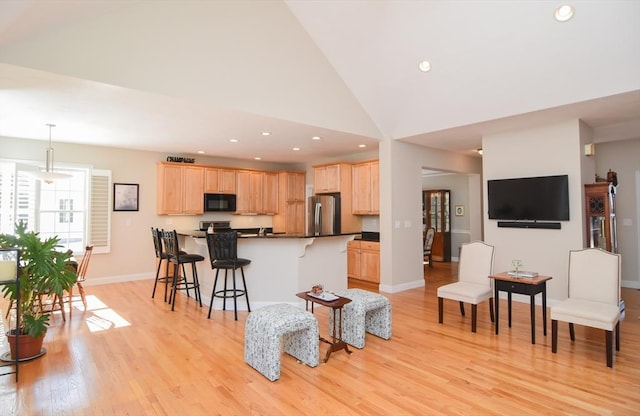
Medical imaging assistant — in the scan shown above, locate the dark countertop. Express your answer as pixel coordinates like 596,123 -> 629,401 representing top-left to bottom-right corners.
177,230 -> 360,239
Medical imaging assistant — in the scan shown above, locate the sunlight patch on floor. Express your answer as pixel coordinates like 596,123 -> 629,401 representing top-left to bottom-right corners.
81,295 -> 131,332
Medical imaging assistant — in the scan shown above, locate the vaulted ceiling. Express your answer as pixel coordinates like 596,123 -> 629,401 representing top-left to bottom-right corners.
1,1 -> 638,164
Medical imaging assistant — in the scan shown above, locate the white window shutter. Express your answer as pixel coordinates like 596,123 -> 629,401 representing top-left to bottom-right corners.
90,169 -> 111,253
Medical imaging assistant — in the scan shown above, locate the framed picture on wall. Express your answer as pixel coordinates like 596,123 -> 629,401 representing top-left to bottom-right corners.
455,205 -> 464,216
113,183 -> 139,211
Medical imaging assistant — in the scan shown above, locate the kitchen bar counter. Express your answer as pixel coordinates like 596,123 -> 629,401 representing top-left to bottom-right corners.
177,229 -> 360,239
178,232 -> 357,313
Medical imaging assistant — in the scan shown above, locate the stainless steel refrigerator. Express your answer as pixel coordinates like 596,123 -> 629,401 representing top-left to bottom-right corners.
307,193 -> 341,236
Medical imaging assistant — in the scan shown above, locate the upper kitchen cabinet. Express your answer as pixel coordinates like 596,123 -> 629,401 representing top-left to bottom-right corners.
157,162 -> 204,215
313,163 -> 351,194
352,160 -> 379,215
204,167 -> 236,194
273,171 -> 306,234
236,170 -> 278,215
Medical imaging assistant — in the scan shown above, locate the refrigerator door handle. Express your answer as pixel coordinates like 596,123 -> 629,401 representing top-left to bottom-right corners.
314,202 -> 322,236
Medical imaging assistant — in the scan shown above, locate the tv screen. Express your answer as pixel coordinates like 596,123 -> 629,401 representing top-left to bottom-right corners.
487,175 -> 570,221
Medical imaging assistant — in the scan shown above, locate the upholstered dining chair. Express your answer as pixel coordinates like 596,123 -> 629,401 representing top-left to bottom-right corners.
551,248 -> 622,367
423,227 -> 435,268
437,241 -> 495,333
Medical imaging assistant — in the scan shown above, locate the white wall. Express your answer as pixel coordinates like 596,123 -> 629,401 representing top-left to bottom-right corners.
483,120 -> 587,301
379,138 -> 482,292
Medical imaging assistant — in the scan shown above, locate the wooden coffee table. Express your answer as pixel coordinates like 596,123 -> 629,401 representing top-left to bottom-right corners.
296,291 -> 352,363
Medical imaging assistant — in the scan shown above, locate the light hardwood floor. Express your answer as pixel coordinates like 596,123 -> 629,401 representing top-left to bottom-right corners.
1,263 -> 638,415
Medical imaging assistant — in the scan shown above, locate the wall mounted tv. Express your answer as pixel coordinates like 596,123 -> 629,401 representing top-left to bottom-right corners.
487,175 -> 570,226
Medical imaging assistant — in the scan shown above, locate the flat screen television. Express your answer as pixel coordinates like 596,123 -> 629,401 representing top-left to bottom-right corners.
487,175 -> 570,221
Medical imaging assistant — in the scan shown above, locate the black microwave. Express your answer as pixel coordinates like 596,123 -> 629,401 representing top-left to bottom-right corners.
204,193 -> 236,212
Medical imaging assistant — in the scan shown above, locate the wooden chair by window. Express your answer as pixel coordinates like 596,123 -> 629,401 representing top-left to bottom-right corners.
423,227 -> 435,268
551,248 -> 622,367
437,241 -> 495,333
67,245 -> 93,314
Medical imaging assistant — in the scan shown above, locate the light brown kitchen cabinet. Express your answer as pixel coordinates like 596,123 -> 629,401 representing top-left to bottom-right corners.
157,162 -> 204,215
352,160 -> 379,215
347,240 -> 380,284
273,171 -> 306,234
262,172 -> 279,214
313,163 -> 344,193
204,167 -> 236,194
235,170 -> 278,214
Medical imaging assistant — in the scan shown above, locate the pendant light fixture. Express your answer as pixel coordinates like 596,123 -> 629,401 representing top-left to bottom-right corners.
31,123 -> 72,184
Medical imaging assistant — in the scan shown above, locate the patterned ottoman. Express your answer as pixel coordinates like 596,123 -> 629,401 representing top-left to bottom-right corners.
244,303 -> 319,381
330,288 -> 392,349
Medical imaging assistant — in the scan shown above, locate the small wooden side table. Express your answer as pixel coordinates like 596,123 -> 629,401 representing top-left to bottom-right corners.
296,292 -> 352,363
489,272 -> 553,345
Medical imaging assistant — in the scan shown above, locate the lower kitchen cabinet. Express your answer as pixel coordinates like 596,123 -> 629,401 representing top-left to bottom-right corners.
347,240 -> 380,284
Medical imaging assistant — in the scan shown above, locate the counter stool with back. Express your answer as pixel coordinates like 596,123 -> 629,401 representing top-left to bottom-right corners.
160,229 -> 204,311
205,231 -> 251,321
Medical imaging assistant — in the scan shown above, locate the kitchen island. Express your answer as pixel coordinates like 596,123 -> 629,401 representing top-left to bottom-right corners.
178,231 -> 357,313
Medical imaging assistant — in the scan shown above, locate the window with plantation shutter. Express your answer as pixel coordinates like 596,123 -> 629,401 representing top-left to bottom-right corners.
0,160 -> 111,254
90,170 -> 111,253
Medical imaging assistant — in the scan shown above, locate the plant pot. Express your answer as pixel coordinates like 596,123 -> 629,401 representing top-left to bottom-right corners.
6,330 -> 45,360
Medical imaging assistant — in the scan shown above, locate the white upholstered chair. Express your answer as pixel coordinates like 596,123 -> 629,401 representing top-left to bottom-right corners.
551,248 -> 621,367
437,241 -> 495,332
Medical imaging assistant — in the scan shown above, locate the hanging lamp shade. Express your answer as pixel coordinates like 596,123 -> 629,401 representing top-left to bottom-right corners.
29,124 -> 72,184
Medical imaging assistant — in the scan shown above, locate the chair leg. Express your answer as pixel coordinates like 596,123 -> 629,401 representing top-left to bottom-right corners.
428,253 -> 433,268
552,319 -> 558,353
181,264 -> 191,298
489,297 -> 495,323
170,263 -> 179,311
615,322 -> 620,351
459,302 -> 465,317
240,266 -> 250,313
208,269 -> 221,319
605,330 -> 613,368
5,300 -> 13,319
471,304 -> 477,333
164,259 -> 170,302
232,268 -> 238,321
151,258 -> 162,298
191,263 -> 202,307
77,282 -> 87,310
569,323 -> 575,341
438,297 -> 444,324
222,269 -> 229,311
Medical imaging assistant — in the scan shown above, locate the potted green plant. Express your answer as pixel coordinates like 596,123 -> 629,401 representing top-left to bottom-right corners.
0,221 -> 77,359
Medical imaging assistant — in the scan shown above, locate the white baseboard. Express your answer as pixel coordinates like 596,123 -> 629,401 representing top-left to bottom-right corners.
379,278 -> 425,294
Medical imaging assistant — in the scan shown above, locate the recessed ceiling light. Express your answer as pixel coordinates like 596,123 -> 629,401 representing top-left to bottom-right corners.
554,4 -> 574,22
197,150 -> 205,154
229,138 -> 238,143
418,60 -> 431,72
292,147 -> 300,151
254,157 -> 262,160
312,136 -> 321,140
358,144 -> 366,148
261,131 -> 271,136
